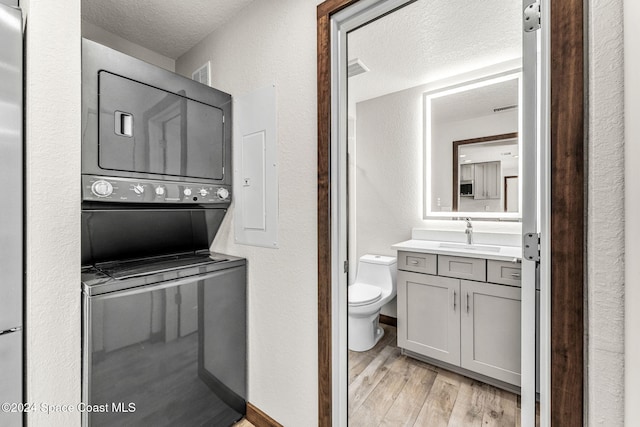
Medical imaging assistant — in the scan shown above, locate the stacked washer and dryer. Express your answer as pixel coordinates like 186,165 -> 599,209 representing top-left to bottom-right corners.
80,39 -> 246,426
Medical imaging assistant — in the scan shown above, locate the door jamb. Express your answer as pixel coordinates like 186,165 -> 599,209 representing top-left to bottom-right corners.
316,1 -> 585,425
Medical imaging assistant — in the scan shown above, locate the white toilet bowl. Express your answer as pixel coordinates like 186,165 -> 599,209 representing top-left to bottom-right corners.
348,254 -> 397,352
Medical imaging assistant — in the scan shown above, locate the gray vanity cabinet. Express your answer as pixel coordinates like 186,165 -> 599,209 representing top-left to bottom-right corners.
397,251 -> 522,388
460,280 -> 521,386
397,271 -> 460,365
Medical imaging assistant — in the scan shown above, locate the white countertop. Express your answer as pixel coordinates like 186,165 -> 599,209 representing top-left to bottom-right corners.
392,239 -> 522,262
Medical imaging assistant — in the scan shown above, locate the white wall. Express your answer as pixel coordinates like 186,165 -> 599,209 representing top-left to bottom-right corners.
624,0 -> 640,424
21,0 -> 82,425
354,90 -> 421,254
81,20 -> 175,71
175,0 -> 319,424
587,0 -> 626,425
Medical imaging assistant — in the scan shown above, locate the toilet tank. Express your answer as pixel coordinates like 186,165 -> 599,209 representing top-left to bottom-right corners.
354,254 -> 397,292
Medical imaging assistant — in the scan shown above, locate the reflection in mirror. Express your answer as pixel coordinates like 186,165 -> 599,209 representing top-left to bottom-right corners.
425,72 -> 522,218
344,0 -> 533,425
453,133 -> 519,212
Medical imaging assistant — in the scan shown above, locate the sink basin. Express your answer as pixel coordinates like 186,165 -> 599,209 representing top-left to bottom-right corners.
438,242 -> 502,253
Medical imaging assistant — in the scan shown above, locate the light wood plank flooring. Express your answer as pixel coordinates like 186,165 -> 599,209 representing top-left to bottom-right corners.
234,419 -> 255,427
349,324 -> 538,427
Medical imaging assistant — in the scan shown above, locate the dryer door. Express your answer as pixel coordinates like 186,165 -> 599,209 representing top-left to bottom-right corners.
98,71 -> 225,181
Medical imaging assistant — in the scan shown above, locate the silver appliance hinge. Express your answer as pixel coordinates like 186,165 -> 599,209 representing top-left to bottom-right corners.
524,1 -> 541,32
523,232 -> 541,262
344,260 -> 349,274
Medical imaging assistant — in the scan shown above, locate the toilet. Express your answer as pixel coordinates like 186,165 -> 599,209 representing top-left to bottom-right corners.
348,254 -> 397,352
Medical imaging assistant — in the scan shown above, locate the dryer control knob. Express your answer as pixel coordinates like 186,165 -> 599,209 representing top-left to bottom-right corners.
133,184 -> 145,195
91,180 -> 113,197
216,188 -> 230,200
183,188 -> 192,196
199,188 -> 209,197
155,186 -> 166,196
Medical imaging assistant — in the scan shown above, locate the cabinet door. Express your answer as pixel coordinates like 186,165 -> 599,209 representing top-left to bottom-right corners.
473,163 -> 486,199
485,161 -> 501,199
460,164 -> 474,181
397,271 -> 460,365
460,280 -> 521,386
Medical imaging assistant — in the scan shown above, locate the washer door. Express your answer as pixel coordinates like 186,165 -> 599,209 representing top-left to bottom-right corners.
83,266 -> 247,426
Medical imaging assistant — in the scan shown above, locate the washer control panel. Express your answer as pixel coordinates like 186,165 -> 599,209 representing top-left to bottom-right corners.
83,176 -> 231,204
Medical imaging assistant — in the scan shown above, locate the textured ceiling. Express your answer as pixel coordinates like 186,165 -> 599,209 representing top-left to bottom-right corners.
82,0 -> 256,59
348,0 -> 522,106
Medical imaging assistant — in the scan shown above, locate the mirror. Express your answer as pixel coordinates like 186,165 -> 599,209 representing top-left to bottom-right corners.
424,72 -> 522,219
336,0 -> 542,426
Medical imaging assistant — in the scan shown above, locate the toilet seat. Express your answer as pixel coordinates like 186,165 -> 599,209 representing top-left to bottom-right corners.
348,283 -> 382,306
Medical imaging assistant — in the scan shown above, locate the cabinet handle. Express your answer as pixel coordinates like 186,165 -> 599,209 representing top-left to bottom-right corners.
410,260 -> 419,265
510,273 -> 521,278
466,293 -> 470,313
453,290 -> 456,311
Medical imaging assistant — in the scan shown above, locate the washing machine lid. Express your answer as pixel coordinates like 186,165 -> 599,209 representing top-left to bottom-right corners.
348,283 -> 382,306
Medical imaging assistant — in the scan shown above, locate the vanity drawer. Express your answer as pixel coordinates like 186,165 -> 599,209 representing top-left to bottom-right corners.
398,251 -> 437,274
438,255 -> 486,282
487,260 -> 522,287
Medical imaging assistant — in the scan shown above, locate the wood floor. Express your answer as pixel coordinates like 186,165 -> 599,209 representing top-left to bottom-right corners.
349,324 -> 535,427
234,419 -> 255,427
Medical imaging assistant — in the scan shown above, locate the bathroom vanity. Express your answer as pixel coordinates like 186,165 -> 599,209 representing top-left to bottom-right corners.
393,240 -> 523,391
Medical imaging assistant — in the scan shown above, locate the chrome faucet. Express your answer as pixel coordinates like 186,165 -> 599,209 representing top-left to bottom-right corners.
464,218 -> 473,245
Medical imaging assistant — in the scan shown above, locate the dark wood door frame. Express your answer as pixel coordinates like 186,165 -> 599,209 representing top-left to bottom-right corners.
451,132 -> 518,211
317,1 -> 584,426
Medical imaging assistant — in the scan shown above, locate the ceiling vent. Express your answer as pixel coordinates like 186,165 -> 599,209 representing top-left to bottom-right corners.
493,104 -> 518,113
348,58 -> 370,78
192,61 -> 211,86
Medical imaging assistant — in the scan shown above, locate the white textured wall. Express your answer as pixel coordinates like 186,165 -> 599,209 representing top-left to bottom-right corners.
81,20 -> 175,71
175,0 -> 319,424
22,0 -> 82,425
624,0 -> 640,424
587,0 -> 625,425
354,91 -> 421,256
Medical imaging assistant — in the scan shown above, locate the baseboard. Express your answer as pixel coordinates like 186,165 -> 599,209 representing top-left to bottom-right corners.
246,402 -> 283,427
379,314 -> 397,327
